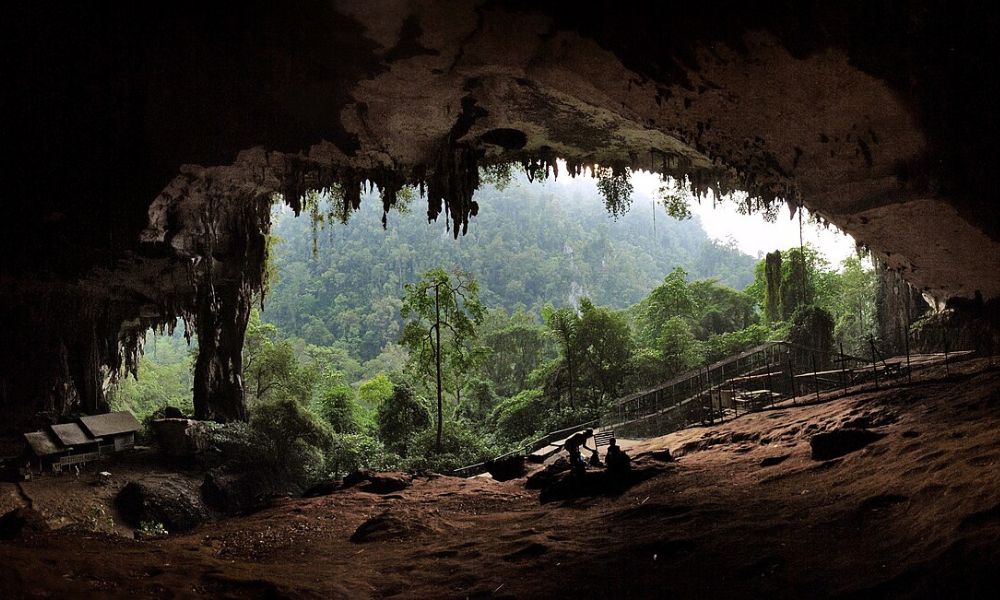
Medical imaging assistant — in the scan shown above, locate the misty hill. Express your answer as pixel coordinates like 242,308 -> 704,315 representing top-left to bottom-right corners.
262,178 -> 757,360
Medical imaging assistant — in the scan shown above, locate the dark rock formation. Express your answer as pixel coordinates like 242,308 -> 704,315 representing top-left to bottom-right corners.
116,477 -> 209,532
341,470 -> 371,489
525,458 -> 571,490
0,507 -> 49,540
359,472 -> 413,495
648,449 -> 675,463
200,470 -> 272,516
350,510 -> 428,543
4,2 -> 1000,429
875,259 -> 930,355
810,428 -> 886,461
484,454 -> 527,481
301,479 -> 342,498
538,465 -> 666,504
151,419 -> 211,458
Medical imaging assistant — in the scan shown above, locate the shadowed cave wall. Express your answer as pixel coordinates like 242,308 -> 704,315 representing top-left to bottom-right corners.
2,1 -> 999,428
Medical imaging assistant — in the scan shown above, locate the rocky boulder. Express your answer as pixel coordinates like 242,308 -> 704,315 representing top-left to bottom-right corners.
116,477 -> 209,533
0,507 -> 49,540
525,457 -> 571,490
350,510 -> 428,543
151,418 -> 211,458
201,470 -> 272,515
360,472 -> 412,494
485,454 -> 527,481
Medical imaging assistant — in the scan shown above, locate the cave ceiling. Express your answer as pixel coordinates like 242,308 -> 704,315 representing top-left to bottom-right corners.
2,1 -> 999,420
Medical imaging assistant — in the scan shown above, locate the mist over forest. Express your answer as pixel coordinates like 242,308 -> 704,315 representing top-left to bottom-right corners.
263,177 -> 757,362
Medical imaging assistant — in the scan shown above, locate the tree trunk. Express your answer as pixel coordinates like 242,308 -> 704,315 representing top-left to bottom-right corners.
193,282 -> 250,422
434,285 -> 443,451
566,343 -> 576,410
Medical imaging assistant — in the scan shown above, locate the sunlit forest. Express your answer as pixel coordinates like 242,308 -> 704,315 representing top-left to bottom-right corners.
110,178 -> 876,489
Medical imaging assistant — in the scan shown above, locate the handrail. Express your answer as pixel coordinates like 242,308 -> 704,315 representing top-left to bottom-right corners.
613,341 -> 784,406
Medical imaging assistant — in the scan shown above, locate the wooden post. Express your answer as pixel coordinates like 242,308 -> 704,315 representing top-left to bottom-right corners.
699,367 -> 710,424
786,351 -> 797,405
765,356 -> 774,407
839,342 -> 848,394
812,352 -> 821,402
730,375 -> 738,417
870,337 -> 879,390
944,335 -> 950,378
904,329 -> 912,384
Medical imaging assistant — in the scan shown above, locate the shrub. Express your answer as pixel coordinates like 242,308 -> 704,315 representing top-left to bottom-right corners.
208,397 -> 334,493
490,388 -> 545,443
326,433 -> 400,476
404,420 -> 495,473
312,383 -> 364,434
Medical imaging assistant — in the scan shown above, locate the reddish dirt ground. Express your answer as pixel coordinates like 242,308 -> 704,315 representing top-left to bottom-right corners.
2,360 -> 999,599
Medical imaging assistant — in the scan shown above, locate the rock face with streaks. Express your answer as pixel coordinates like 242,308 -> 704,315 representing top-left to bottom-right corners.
2,2 -> 1000,428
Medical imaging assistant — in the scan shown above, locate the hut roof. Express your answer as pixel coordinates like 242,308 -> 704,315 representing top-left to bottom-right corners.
78,411 -> 140,438
50,422 -> 98,447
24,431 -> 63,457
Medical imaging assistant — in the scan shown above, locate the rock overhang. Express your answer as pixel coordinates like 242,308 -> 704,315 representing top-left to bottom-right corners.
2,0 -> 999,421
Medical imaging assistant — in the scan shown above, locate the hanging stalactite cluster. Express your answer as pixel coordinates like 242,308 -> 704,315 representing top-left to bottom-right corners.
8,119 -> 805,429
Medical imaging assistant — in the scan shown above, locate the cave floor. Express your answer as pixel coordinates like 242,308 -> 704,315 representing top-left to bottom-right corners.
2,360 -> 1000,599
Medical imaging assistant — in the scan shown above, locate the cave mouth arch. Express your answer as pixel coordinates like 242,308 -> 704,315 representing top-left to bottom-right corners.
4,1 -> 1000,430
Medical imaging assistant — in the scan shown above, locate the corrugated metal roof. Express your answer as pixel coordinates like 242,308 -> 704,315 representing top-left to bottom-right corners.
50,422 -> 98,446
24,431 -> 64,457
78,411 -> 140,438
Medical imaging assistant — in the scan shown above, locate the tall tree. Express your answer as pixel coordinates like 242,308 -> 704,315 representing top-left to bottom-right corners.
400,269 -> 483,449
575,298 -> 635,404
541,305 -> 581,409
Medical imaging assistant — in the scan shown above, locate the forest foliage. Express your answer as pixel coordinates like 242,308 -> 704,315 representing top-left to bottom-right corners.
110,177 -> 876,486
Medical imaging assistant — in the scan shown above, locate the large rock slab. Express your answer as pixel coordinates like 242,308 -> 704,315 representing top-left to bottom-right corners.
115,476 -> 209,533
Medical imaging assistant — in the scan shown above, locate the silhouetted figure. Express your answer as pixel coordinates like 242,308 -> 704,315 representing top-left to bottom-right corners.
588,448 -> 603,468
564,428 -> 595,475
605,438 -> 631,476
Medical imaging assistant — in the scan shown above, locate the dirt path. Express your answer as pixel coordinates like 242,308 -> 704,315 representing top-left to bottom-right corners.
2,362 -> 999,598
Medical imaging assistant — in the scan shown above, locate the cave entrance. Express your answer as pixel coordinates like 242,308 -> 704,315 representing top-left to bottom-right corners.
107,321 -> 197,427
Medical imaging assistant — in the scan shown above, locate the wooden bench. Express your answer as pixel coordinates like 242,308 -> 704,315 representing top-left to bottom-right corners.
593,430 -> 615,448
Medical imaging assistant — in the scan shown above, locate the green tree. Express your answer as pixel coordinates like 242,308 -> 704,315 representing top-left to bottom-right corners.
312,380 -> 363,434
658,316 -> 701,375
376,384 -> 431,456
243,310 -> 315,405
830,255 -> 877,355
637,268 -> 696,347
575,298 -> 636,404
541,305 -> 581,408
490,388 -> 546,443
400,269 -> 484,450
479,307 -> 554,397
358,373 -> 395,411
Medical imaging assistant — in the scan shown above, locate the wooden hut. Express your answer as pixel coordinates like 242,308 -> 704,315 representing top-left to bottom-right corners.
21,411 -> 141,473
78,411 -> 140,454
23,430 -> 65,471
